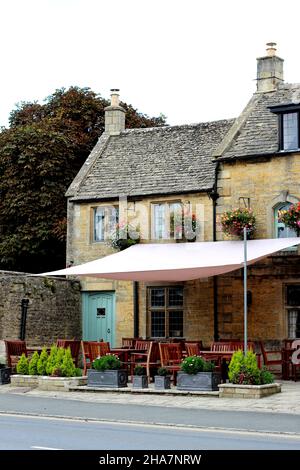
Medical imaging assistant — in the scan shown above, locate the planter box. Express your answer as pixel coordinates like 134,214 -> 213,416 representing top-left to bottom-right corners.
38,376 -> 87,391
87,369 -> 128,388
177,371 -> 221,391
132,375 -> 148,389
154,375 -> 171,390
10,375 -> 87,391
219,383 -> 281,399
11,374 -> 39,388
0,366 -> 11,385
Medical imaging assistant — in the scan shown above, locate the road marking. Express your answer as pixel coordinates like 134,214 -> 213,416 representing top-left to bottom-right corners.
31,446 -> 63,450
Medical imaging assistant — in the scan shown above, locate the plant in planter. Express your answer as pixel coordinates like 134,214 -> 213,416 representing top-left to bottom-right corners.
218,350 -> 279,398
177,356 -> 221,391
0,360 -> 11,385
228,350 -> 274,385
87,354 -> 128,388
132,365 -> 148,389
154,367 -> 171,390
278,202 -> 300,236
220,207 -> 256,239
16,353 -> 29,375
108,221 -> 140,251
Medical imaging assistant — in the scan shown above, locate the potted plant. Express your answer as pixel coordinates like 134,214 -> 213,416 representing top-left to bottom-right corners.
132,365 -> 148,389
278,202 -> 300,236
219,350 -> 280,398
0,357 -> 11,385
87,354 -> 128,388
220,207 -> 256,239
108,221 -> 140,251
177,356 -> 221,391
154,367 -> 171,390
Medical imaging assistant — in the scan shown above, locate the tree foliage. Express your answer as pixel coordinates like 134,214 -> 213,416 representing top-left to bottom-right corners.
0,87 -> 166,272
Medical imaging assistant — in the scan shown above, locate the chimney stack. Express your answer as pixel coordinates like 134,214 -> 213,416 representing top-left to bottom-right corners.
256,42 -> 284,93
104,89 -> 125,135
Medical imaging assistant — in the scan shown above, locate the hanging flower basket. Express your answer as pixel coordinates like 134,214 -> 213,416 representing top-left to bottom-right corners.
278,202 -> 300,236
108,222 -> 140,251
220,208 -> 256,239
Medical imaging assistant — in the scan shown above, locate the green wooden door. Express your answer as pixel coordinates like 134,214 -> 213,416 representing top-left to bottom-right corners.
82,292 -> 115,346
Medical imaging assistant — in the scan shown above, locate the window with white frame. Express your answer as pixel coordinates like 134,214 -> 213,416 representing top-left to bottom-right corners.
286,285 -> 300,339
152,202 -> 183,240
274,202 -> 297,238
93,206 -> 118,242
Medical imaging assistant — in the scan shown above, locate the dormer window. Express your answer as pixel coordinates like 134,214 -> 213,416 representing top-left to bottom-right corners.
269,104 -> 300,151
282,113 -> 298,150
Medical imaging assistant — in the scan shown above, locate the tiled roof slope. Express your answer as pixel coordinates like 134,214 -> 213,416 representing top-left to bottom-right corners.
218,83 -> 300,160
67,119 -> 234,200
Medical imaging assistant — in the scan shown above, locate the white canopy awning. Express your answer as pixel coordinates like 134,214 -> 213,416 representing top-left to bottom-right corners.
35,238 -> 300,282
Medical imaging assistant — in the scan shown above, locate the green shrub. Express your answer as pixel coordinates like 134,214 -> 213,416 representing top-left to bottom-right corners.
46,345 -> 59,376
157,367 -> 170,376
28,351 -> 39,375
51,367 -> 63,377
181,356 -> 205,374
60,348 -> 76,377
228,350 -> 274,385
74,368 -> 82,377
92,354 -> 121,371
203,360 -> 215,372
37,348 -> 49,376
16,353 -> 29,375
260,367 -> 274,385
134,365 -> 145,376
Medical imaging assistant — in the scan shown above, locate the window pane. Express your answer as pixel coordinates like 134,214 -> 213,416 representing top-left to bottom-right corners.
287,285 -> 300,306
151,288 -> 165,307
94,208 -> 105,241
283,113 -> 298,150
153,204 -> 166,239
288,310 -> 300,338
275,203 -> 297,238
168,287 -> 183,306
151,311 -> 165,337
169,311 -> 183,337
170,202 -> 183,239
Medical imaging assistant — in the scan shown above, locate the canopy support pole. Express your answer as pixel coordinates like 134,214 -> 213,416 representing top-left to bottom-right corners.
243,227 -> 248,356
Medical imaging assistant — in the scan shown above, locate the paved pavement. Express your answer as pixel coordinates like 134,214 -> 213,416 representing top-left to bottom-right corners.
0,380 -> 300,415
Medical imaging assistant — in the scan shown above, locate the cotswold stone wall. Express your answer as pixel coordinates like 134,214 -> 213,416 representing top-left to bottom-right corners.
0,271 -> 81,348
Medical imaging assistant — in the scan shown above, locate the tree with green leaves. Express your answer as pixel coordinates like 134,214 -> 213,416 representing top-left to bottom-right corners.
0,87 -> 166,272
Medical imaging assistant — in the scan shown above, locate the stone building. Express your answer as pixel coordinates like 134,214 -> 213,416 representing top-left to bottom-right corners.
66,44 -> 300,347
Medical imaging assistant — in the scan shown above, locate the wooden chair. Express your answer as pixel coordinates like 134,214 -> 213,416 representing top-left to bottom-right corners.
259,341 -> 283,375
56,339 -> 81,367
4,340 -> 28,371
159,342 -> 183,384
290,339 -> 300,382
130,341 -> 160,381
185,342 -> 201,356
121,338 -> 137,349
81,341 -> 111,375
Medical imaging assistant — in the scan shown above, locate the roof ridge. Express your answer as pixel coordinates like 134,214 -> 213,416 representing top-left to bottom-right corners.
121,118 -> 235,135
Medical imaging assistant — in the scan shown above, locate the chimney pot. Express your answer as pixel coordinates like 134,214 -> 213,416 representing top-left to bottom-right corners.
110,89 -> 120,107
266,42 -> 277,57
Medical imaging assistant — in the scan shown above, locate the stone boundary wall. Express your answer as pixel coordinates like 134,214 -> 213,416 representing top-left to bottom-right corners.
0,271 -> 81,357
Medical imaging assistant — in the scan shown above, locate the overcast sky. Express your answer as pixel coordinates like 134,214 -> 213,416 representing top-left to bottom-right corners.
1,0 -> 300,127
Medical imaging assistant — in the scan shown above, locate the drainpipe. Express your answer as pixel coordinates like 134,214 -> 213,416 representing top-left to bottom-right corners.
133,281 -> 139,338
209,161 -> 220,341
20,298 -> 29,341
